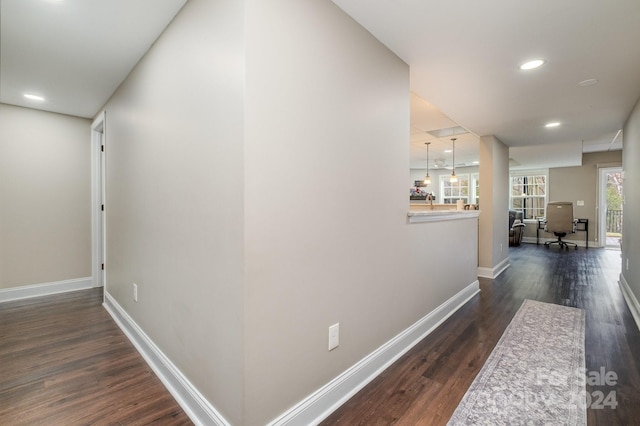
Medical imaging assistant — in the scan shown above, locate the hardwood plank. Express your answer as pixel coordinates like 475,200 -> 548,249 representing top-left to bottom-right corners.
3,246 -> 638,425
0,288 -> 192,425
322,245 -> 640,425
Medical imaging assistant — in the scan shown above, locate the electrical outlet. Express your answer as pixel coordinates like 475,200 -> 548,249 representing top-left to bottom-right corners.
328,323 -> 339,351
133,283 -> 138,302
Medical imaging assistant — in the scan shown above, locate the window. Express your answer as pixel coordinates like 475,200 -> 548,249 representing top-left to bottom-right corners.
438,173 -> 479,205
510,171 -> 547,219
441,174 -> 469,204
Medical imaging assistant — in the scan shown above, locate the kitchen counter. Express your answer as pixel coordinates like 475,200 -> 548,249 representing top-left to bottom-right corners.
407,209 -> 480,224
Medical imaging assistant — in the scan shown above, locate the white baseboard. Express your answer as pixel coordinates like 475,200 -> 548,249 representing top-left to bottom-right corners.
619,273 -> 640,332
267,280 -> 481,426
477,257 -> 510,279
103,292 -> 230,426
0,277 -> 94,303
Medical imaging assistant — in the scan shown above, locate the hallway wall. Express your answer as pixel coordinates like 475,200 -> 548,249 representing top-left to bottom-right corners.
0,104 -> 91,289
100,0 -> 245,423
622,96 -> 640,318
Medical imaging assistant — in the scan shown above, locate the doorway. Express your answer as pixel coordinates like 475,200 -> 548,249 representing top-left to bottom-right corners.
91,112 -> 106,288
598,167 -> 623,249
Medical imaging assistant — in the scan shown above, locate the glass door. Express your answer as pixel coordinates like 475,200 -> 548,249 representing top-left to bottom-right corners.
598,167 -> 623,249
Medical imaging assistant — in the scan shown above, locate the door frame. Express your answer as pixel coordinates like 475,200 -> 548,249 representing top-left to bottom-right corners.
91,112 -> 106,290
598,165 -> 623,248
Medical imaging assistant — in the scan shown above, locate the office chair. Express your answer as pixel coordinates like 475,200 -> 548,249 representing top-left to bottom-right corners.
544,201 -> 577,250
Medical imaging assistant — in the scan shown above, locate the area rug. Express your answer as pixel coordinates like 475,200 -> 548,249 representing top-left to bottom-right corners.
447,299 -> 586,425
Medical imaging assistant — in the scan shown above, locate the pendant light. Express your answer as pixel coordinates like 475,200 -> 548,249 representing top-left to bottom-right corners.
423,142 -> 432,185
450,137 -> 458,183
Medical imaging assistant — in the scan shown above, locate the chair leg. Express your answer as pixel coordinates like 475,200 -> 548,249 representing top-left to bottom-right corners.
559,236 -> 577,250
545,236 -> 578,250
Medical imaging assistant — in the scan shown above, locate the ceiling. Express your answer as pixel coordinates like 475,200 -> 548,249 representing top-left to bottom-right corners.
410,92 -> 595,171
1,0 -> 634,170
335,0 -> 636,168
410,93 -> 479,169
0,0 -> 186,118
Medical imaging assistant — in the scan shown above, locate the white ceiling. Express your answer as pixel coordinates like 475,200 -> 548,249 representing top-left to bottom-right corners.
410,93 -> 479,169
1,0 -> 633,170
0,0 -> 186,118
335,0 -> 635,167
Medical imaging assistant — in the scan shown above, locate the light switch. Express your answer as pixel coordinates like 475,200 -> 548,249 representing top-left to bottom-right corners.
577,200 -> 584,206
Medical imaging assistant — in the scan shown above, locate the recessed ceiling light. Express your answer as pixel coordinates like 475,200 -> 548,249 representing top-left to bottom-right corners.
545,122 -> 561,128
444,149 -> 452,153
24,94 -> 45,101
578,78 -> 599,87
519,59 -> 545,70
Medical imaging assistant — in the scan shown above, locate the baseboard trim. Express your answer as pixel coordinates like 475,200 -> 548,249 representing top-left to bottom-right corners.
103,292 -> 230,426
267,280 -> 480,426
477,257 -> 510,279
619,273 -> 640,332
0,277 -> 94,303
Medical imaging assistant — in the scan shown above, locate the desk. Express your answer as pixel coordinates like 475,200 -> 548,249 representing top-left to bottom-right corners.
537,218 -> 589,248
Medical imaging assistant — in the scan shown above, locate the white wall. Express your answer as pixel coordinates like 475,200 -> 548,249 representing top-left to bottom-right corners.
0,104 -> 91,289
622,96 -> 640,308
478,135 -> 509,275
98,0 -> 481,424
100,0 -> 245,423
244,1 -> 476,424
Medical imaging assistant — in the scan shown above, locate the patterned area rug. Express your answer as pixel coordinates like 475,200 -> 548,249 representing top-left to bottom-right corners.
447,299 -> 586,425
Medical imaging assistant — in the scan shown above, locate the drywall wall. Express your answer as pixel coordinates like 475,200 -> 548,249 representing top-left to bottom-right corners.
622,96 -> 640,306
0,104 -> 91,289
244,0 -> 477,424
478,135 -> 509,275
100,0 -> 245,423
99,0 -> 481,423
244,0 -> 406,419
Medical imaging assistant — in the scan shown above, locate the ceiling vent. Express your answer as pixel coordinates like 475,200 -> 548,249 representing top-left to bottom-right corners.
426,126 -> 469,138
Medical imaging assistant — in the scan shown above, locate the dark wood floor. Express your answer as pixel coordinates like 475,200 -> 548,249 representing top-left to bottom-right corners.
2,245 -> 638,425
322,244 -> 640,425
0,288 -> 192,425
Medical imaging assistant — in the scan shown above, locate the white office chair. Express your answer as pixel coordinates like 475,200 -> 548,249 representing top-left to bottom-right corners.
544,201 -> 578,250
